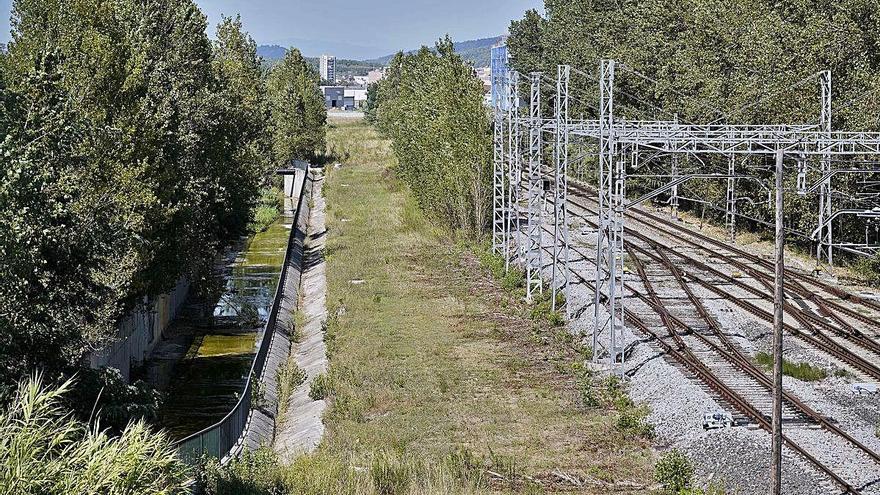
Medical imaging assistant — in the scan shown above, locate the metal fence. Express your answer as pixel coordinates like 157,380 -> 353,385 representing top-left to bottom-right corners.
175,170 -> 311,463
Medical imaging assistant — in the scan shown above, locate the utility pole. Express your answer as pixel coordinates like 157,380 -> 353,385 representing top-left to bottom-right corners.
771,149 -> 785,495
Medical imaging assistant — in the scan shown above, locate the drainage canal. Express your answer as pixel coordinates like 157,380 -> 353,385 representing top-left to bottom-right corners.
146,201 -> 295,440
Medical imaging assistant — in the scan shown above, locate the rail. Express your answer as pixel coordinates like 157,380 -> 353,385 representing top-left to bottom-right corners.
174,169 -> 311,463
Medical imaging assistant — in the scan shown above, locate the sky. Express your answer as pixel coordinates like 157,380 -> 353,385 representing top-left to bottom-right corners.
0,0 -> 543,59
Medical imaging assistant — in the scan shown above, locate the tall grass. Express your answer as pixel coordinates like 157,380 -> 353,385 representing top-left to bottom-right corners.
755,352 -> 828,381
0,374 -> 191,495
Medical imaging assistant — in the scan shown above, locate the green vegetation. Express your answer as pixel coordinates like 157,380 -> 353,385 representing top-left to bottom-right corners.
250,188 -> 284,233
372,37 -> 492,234
852,254 -> 880,286
308,372 -> 331,401
0,1 -> 326,396
276,358 -> 306,421
283,119 -> 652,489
655,450 -> 695,494
0,375 -> 190,495
755,352 -> 828,382
69,367 -> 162,434
267,49 -> 327,165
508,1 -> 880,253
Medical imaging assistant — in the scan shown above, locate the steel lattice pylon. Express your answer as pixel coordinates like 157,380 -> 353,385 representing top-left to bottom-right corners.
506,70 -> 521,270
491,68 -> 507,256
525,73 -> 544,302
818,70 -> 833,265
552,65 -> 571,315
592,59 -> 626,366
726,154 -> 737,242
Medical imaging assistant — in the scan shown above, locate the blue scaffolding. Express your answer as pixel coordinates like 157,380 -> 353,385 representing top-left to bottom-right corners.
490,45 -> 509,110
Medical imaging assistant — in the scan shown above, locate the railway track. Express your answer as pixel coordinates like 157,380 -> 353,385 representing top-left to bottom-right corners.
561,187 -> 880,381
530,228 -> 874,494
511,184 -> 880,493
568,181 -> 880,334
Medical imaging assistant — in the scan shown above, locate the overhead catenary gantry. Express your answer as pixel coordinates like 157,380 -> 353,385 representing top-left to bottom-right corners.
490,58 -> 880,369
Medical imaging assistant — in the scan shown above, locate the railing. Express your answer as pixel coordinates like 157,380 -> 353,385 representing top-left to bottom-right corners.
175,170 -> 311,463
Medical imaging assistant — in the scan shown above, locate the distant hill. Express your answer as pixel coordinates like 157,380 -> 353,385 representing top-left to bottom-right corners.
256,35 -> 501,77
257,45 -> 287,63
256,45 -> 383,77
365,36 -> 502,67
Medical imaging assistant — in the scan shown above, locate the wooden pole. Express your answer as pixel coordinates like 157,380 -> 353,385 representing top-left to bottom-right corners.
771,149 -> 785,495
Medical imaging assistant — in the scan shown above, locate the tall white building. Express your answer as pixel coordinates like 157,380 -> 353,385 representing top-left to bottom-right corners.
320,55 -> 336,83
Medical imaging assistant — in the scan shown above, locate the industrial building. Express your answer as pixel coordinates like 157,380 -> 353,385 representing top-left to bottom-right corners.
321,86 -> 345,109
320,55 -> 336,83
321,85 -> 368,110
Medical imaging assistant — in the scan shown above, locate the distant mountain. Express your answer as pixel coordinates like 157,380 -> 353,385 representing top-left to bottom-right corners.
256,45 -> 384,78
256,35 -> 502,77
257,45 -> 287,63
365,36 -> 502,67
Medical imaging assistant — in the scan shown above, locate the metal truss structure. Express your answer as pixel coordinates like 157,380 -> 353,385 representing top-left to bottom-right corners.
525,73 -> 544,301
493,59 -> 880,369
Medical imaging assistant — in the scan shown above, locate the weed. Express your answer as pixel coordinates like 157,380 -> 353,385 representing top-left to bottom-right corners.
617,404 -> 655,439
655,449 -> 695,493
1,375 -> 190,494
488,448 -> 519,483
276,357 -> 307,419
528,290 -> 567,326
501,268 -> 525,290
833,368 -> 855,379
198,449 -> 284,495
371,450 -> 416,494
248,187 -> 283,233
755,352 -> 827,381
309,373 -> 332,401
250,372 -> 266,409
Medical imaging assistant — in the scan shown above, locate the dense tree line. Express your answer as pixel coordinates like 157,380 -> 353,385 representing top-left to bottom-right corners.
0,0 -> 326,394
371,38 -> 492,234
508,1 -> 880,259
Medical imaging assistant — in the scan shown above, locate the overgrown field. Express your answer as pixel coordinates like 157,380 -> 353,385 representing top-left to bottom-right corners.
214,118 -> 655,494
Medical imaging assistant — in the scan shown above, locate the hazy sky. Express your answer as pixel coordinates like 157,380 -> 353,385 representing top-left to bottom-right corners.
0,0 -> 543,59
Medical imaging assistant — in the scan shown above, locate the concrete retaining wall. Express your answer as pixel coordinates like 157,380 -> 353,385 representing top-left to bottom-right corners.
89,278 -> 190,382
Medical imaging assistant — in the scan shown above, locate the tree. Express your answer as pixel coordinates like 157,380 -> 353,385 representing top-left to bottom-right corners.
364,82 -> 379,123
373,37 -> 492,234
506,0 -> 880,253
0,0 -> 277,394
267,48 -> 327,165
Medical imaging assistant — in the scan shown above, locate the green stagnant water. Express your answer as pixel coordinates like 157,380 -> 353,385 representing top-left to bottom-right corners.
157,207 -> 293,439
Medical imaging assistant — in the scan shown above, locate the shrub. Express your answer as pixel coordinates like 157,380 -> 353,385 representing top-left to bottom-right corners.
69,366 -> 162,433
655,449 -> 695,493
617,404 -> 655,440
276,358 -> 307,418
198,448 -> 285,495
309,373 -> 332,401
0,374 -> 190,495
501,268 -> 525,291
249,188 -> 284,233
